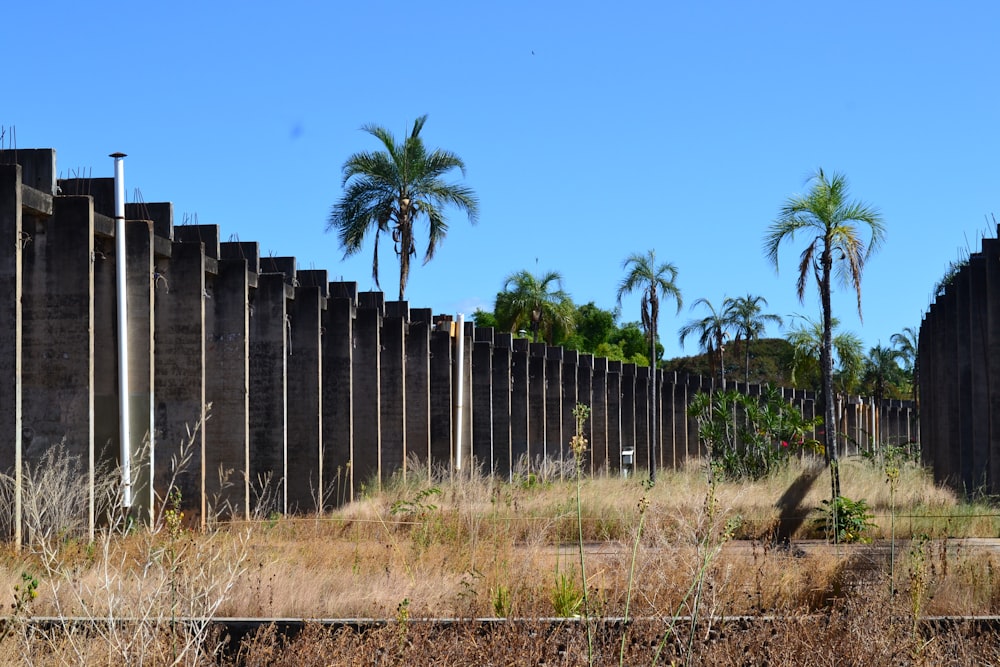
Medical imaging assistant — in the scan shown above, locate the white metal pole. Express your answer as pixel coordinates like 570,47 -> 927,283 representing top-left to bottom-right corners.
454,313 -> 465,472
111,153 -> 132,509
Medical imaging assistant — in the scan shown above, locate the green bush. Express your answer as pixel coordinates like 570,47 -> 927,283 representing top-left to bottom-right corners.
688,385 -> 821,481
813,495 -> 876,544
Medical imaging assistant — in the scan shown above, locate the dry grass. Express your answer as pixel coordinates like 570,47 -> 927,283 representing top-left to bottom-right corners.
3,454 -> 1000,663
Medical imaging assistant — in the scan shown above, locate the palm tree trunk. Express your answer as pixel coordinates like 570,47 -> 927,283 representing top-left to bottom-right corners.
398,225 -> 411,301
744,337 -> 751,385
821,251 -> 841,500
649,329 -> 657,483
717,332 -> 726,390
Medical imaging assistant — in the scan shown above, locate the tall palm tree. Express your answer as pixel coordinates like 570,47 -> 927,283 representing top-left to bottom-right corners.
495,270 -> 575,345
327,115 -> 479,300
891,326 -> 919,406
724,294 -> 782,384
678,298 -> 733,387
617,250 -> 682,482
765,168 -> 885,498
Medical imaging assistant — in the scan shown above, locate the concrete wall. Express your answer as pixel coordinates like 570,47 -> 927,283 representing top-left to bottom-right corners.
0,147 -> 920,537
919,229 -> 1000,495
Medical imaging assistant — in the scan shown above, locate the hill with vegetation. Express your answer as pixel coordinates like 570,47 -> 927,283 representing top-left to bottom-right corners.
663,337 -> 796,388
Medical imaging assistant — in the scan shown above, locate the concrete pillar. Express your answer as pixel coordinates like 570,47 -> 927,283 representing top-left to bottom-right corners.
528,343 -> 547,461
955,269 -> 974,491
287,282 -> 324,512
174,225 -> 220,259
655,367 -> 668,473
124,220 -> 155,522
381,304 -> 406,483
937,285 -> 960,486
803,391 -> 817,444
968,255 -> 990,491
607,360 -> 622,472
1,149 -> 56,194
406,309 -> 432,482
663,371 -> 679,471
153,242 -> 206,521
205,255 -> 251,519
21,195 -> 96,533
491,333 -> 513,478
577,354 -> 594,473
561,350 -> 579,463
249,273 -> 288,514
93,227 -> 118,497
682,375 -> 698,459
919,302 -> 941,480
983,239 -> 1000,493
429,328 -> 452,469
545,347 -> 563,466
323,283 -> 355,504
57,177 -> 113,216
590,357 -> 608,473
621,364 -> 637,468
472,329 -> 494,472
634,366 -> 649,471
0,165 -> 21,540
259,255 -> 296,279
510,338 -> 530,468
125,202 -> 173,246
457,321 -> 474,476
353,295 -> 382,491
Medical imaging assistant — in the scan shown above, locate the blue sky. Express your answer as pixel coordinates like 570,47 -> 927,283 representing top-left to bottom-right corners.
6,1 -> 998,360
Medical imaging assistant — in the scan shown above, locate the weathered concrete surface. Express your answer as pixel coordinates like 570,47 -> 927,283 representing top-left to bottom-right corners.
0,165 -> 22,541
0,166 -> 22,491
510,338 -> 529,466
323,283 -> 355,504
406,311 -> 432,481
590,357 -> 608,473
545,347 -> 563,462
491,334 -> 513,478
380,309 -> 406,483
153,242 -> 206,523
207,257 -> 251,519
472,334 -> 493,471
287,284 -> 323,512
429,329 -> 452,470
125,220 -> 155,522
528,343 -> 546,460
249,273 -> 288,514
22,195 -> 95,531
353,299 -> 381,491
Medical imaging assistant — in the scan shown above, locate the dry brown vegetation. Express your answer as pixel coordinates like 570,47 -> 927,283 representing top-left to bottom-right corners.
3,453 -> 1000,664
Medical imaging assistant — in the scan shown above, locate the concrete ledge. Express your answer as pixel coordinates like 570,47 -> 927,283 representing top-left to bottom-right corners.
20,185 -> 52,217
93,212 -> 114,238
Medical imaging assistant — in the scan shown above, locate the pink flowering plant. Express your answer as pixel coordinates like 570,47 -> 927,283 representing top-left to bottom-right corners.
689,384 -> 822,481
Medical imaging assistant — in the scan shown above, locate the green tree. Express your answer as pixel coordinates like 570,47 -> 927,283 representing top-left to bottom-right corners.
725,294 -> 783,385
617,250 -> 682,482
471,308 -> 498,330
610,322 -> 655,364
891,326 -> 919,407
785,315 -> 863,394
495,270 -> 575,344
862,344 -> 906,410
765,168 -> 885,498
562,302 -> 619,353
327,115 -> 479,300
678,298 -> 733,387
